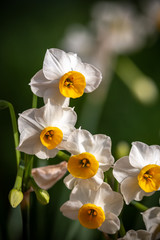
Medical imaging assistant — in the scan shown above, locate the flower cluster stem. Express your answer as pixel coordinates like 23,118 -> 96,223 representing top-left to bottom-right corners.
131,200 -> 148,212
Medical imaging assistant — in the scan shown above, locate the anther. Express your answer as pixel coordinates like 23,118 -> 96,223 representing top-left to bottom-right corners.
80,158 -> 90,168
64,78 -> 73,87
87,209 -> 97,217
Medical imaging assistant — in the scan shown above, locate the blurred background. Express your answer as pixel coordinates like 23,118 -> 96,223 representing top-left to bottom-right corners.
1,0 -> 160,239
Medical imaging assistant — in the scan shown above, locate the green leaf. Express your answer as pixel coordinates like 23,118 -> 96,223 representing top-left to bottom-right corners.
0,99 -> 21,168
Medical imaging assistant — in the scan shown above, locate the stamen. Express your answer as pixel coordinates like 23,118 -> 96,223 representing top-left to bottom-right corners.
80,158 -> 90,168
64,78 -> 73,87
88,209 -> 97,216
143,172 -> 152,180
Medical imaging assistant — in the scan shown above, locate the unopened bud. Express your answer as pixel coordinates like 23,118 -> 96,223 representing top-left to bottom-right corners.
35,189 -> 50,205
8,189 -> 23,208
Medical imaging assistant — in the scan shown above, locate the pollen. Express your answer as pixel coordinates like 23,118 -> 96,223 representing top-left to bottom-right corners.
78,203 -> 105,229
59,71 -> 86,98
67,152 -> 99,179
40,127 -> 63,150
138,164 -> 160,192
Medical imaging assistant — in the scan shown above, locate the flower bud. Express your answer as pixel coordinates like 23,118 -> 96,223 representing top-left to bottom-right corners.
8,189 -> 23,208
35,189 -> 50,205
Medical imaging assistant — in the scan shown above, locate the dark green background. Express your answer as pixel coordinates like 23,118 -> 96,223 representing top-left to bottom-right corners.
1,0 -> 160,239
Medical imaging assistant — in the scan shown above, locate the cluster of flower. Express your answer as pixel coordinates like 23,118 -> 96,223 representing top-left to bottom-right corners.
16,48 -> 160,239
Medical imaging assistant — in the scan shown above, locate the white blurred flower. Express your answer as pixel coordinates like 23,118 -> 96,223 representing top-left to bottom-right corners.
141,0 -> 160,32
118,229 -> 152,240
30,48 -> 102,106
60,24 -> 94,62
113,141 -> 160,204
32,161 -> 68,190
17,100 -> 77,159
142,207 -> 160,240
63,128 -> 114,190
91,1 -> 149,54
60,181 -> 123,234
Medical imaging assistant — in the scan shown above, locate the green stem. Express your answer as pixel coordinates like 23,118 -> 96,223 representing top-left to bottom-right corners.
21,192 -> 30,240
119,216 -> 126,237
57,150 -> 70,161
0,100 -> 21,168
114,178 -> 119,192
32,94 -> 38,108
23,154 -> 34,192
13,160 -> 25,190
131,200 -> 148,212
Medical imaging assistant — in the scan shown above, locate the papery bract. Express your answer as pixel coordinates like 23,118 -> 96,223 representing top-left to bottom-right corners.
32,161 -> 68,190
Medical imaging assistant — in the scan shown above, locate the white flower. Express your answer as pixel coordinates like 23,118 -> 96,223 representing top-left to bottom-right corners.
60,181 -> 123,234
17,100 -> 77,159
113,141 -> 160,204
91,2 -> 149,54
142,207 -> 160,240
63,128 -> 114,189
118,229 -> 152,240
29,48 -> 102,106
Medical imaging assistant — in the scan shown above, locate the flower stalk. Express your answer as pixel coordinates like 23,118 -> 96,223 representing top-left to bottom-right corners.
131,200 -> 148,212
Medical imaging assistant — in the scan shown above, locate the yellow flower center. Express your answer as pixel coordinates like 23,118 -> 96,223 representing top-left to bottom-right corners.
40,127 -> 63,150
137,164 -> 160,192
59,71 -> 86,98
78,203 -> 105,229
67,152 -> 99,179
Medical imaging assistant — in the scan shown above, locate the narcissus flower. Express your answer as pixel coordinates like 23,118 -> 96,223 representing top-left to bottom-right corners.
118,229 -> 152,240
60,181 -> 123,234
17,100 -> 77,159
113,141 -> 160,204
30,48 -> 102,106
63,129 -> 114,189
142,207 -> 160,240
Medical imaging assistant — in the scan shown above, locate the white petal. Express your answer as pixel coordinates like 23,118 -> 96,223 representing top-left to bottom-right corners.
43,48 -> 72,80
18,108 -> 43,133
94,182 -> 123,216
64,129 -> 94,154
91,134 -> 114,171
98,212 -> 120,234
34,100 -> 63,127
118,230 -> 152,240
113,156 -> 139,183
142,207 -> 160,231
35,145 -> 59,159
59,107 -> 77,129
29,70 -> 58,98
17,128 -> 42,155
75,62 -> 102,93
60,200 -> 82,220
44,88 -> 70,107
64,169 -> 104,190
67,52 -> 81,69
120,176 -> 146,204
130,141 -> 160,169
70,181 -> 97,204
64,174 -> 76,189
